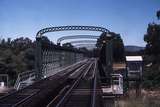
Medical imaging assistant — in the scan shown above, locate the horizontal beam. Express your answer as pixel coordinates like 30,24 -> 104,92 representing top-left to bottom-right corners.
63,40 -> 97,44
57,35 -> 99,44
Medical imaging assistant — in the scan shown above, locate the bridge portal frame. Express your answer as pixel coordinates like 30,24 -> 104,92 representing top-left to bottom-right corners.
35,26 -> 111,80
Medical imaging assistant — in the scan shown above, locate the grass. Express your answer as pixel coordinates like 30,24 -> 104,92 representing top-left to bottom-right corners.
114,90 -> 160,107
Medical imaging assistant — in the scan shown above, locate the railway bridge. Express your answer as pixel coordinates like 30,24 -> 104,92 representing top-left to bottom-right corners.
0,26 -> 142,107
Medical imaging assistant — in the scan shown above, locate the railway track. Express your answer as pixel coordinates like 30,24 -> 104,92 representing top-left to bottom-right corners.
0,60 -> 90,107
47,58 -> 102,107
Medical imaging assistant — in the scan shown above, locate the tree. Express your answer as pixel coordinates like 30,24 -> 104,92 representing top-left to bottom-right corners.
0,37 -> 35,86
24,48 -> 35,70
96,32 -> 125,62
62,43 -> 74,48
11,37 -> 32,50
142,10 -> 160,88
0,39 -> 6,48
7,38 -> 11,45
157,10 -> 160,20
40,36 -> 55,45
112,34 -> 125,62
144,23 -> 160,56
41,36 -> 50,44
96,32 -> 112,48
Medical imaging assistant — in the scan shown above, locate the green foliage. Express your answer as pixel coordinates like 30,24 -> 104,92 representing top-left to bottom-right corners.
144,23 -> 160,56
143,11 -> 160,88
96,32 -> 125,62
112,34 -> 125,62
62,43 -> 74,48
41,36 -> 54,44
157,10 -> 160,20
143,63 -> 160,88
0,37 -> 35,85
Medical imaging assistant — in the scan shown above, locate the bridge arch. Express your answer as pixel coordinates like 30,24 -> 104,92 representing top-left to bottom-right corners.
36,26 -> 110,38
35,26 -> 111,80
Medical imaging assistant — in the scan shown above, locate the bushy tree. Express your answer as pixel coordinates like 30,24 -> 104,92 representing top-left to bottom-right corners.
143,10 -> 160,88
96,32 -> 125,62
62,43 -> 74,48
41,36 -> 54,45
144,23 -> 160,56
157,10 -> 160,20
0,37 -> 35,85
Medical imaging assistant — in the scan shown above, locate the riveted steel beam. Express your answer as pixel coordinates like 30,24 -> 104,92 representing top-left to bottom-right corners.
36,26 -> 110,38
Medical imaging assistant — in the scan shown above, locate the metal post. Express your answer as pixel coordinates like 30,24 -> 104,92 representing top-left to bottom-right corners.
59,51 -> 62,67
74,53 -> 77,63
35,37 -> 42,81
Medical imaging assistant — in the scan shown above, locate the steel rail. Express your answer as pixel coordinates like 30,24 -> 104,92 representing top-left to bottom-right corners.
51,59 -> 97,107
12,89 -> 40,107
46,61 -> 91,107
83,62 -> 94,78
20,61 -> 88,107
56,61 -> 92,107
0,61 -> 88,107
0,89 -> 40,107
46,85 -> 70,107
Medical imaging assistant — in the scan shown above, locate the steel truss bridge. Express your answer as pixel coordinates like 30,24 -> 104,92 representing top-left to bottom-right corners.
35,26 -> 111,80
0,26 -> 142,107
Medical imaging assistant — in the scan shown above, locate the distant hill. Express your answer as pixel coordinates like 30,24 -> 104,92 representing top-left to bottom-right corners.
125,45 -> 144,52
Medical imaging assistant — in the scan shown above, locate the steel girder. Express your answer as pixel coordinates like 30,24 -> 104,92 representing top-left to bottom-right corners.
57,35 -> 99,45
36,26 -> 110,38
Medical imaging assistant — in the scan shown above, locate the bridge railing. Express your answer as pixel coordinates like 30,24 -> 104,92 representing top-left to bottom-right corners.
35,38 -> 86,80
14,70 -> 35,90
111,74 -> 123,95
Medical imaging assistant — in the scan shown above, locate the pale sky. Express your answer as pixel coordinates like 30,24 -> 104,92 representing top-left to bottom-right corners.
0,0 -> 160,46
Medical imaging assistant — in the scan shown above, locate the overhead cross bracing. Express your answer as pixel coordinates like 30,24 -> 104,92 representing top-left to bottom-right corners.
57,35 -> 99,45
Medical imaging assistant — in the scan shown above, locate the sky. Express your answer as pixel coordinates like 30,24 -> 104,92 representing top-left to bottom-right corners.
0,0 -> 159,46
